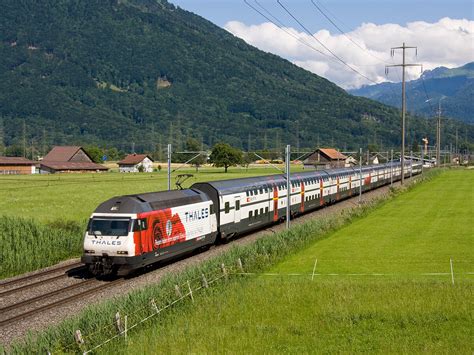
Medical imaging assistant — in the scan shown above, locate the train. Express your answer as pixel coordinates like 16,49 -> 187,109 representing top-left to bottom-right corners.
82,161 -> 422,275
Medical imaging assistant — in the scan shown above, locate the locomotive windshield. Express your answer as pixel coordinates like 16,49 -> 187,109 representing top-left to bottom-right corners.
89,218 -> 130,236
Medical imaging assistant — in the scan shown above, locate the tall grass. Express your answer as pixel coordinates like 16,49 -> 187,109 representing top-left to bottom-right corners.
0,216 -> 84,279
6,191 -> 383,353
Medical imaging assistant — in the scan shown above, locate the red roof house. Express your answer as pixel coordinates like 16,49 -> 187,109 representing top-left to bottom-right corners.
118,154 -> 154,173
40,146 -> 108,173
303,148 -> 348,170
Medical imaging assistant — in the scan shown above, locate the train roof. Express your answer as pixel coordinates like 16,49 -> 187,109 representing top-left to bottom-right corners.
193,170 -> 330,195
94,189 -> 209,214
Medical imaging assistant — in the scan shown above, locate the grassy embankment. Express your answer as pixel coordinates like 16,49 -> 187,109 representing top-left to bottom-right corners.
0,167 -> 293,278
105,169 -> 473,353
8,169 -> 472,353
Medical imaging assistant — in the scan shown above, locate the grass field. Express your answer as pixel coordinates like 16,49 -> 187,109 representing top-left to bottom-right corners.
105,169 -> 473,353
0,166 -> 295,223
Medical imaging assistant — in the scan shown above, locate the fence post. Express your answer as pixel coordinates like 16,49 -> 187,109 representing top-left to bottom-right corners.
150,298 -> 159,314
221,263 -> 228,280
115,312 -> 124,335
187,280 -> 194,303
450,258 -> 455,285
237,258 -> 244,273
74,329 -> 85,353
124,315 -> 128,343
175,284 -> 183,298
201,273 -> 209,288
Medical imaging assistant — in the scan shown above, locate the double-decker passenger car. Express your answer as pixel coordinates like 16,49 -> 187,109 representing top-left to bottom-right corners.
82,161 -> 422,275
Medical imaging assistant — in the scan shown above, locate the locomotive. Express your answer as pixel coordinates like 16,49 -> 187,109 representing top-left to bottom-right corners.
82,161 -> 422,275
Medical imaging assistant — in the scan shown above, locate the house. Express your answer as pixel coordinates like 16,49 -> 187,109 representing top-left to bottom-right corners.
345,156 -> 358,167
0,157 -> 38,175
118,154 -> 154,173
40,146 -> 108,173
303,148 -> 348,170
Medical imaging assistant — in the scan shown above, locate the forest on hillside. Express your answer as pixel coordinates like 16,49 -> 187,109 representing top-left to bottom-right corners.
0,0 -> 472,157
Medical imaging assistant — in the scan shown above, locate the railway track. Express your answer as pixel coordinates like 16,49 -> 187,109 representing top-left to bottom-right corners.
0,278 -> 124,327
0,261 -> 84,289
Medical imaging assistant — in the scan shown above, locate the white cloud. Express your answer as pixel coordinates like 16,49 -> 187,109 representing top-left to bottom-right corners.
224,18 -> 474,89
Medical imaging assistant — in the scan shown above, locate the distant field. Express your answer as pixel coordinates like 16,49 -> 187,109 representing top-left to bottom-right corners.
109,169 -> 473,353
0,166 -> 297,223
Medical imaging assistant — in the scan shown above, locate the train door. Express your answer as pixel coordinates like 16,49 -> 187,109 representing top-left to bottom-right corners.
300,181 -> 305,213
273,185 -> 279,221
319,179 -> 324,206
336,177 -> 340,200
234,197 -> 241,223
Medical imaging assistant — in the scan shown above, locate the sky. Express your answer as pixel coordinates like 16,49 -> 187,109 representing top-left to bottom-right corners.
171,0 -> 474,89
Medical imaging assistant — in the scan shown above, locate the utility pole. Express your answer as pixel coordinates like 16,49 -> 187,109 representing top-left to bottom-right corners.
285,145 -> 291,229
436,102 -> 442,167
386,43 -> 422,185
22,120 -> 27,158
167,144 -> 172,191
359,148 -> 362,204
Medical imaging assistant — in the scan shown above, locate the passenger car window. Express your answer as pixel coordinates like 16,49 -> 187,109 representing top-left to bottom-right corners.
225,202 -> 230,214
236,200 -> 240,211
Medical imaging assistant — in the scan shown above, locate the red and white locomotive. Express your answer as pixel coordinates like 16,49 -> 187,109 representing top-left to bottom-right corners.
82,161 -> 421,275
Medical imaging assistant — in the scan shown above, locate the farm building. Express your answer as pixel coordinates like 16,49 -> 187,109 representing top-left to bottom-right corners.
0,157 -> 38,175
118,154 -> 154,173
40,146 -> 108,173
303,148 -> 348,170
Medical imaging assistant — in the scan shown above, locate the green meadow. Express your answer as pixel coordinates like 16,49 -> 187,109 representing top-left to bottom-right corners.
0,166 -> 290,223
104,169 -> 473,354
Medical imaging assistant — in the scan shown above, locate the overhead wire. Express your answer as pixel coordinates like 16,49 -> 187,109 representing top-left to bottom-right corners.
309,0 -> 392,65
243,0 -> 338,64
276,0 -> 379,85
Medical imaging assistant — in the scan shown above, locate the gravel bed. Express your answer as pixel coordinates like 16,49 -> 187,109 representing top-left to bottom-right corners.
0,178 -> 415,347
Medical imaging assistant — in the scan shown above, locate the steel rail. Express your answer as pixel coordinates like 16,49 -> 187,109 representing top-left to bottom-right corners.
0,279 -> 124,327
0,262 -> 83,288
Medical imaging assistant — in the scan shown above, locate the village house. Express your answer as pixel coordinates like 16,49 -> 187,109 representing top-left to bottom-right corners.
40,146 -> 108,173
303,148 -> 348,170
118,154 -> 154,173
0,157 -> 38,175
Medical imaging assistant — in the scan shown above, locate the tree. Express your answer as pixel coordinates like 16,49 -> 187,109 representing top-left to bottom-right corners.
209,143 -> 242,173
84,145 -> 104,163
186,138 -> 206,172
241,152 -> 255,170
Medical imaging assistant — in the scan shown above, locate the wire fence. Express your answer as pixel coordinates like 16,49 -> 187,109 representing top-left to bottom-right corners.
47,261 -> 240,354
43,257 -> 472,354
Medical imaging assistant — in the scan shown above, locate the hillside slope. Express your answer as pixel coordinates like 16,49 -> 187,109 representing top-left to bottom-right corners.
349,63 -> 474,124
0,0 -> 471,154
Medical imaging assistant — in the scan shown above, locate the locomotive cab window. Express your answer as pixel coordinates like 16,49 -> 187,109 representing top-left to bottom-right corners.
90,218 -> 130,237
235,200 -> 240,211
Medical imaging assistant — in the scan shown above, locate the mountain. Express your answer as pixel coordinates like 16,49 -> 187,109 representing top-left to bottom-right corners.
349,63 -> 474,124
0,0 -> 472,156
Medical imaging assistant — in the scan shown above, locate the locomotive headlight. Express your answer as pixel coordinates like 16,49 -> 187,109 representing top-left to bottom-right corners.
117,251 -> 128,255
84,250 -> 95,254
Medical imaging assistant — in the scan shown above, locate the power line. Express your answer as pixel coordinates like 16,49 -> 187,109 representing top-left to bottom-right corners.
309,0 -> 392,65
243,0 -> 336,62
276,0 -> 378,85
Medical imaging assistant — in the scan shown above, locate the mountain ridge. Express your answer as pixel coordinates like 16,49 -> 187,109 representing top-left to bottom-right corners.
0,0 -> 471,156
349,62 -> 474,124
